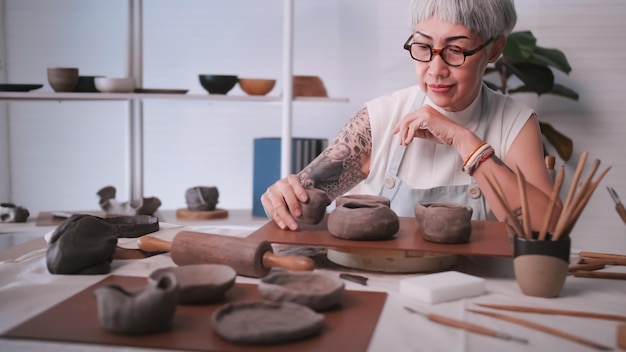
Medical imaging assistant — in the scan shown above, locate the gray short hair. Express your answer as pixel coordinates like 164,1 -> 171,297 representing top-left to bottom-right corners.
409,0 -> 517,40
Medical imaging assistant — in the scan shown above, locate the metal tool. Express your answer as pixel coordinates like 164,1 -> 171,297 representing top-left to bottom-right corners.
403,306 -> 528,344
607,186 -> 626,225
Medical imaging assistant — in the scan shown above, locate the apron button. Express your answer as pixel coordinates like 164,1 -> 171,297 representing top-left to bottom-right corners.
468,185 -> 481,199
384,177 -> 395,189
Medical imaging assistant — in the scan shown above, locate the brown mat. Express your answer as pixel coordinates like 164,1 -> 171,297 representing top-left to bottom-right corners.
3,275 -> 386,352
248,217 -> 513,257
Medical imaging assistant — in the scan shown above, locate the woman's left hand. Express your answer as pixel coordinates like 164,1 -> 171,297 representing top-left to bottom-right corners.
392,104 -> 465,146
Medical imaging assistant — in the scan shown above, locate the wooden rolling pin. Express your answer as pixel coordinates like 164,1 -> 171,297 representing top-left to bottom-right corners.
137,230 -> 315,278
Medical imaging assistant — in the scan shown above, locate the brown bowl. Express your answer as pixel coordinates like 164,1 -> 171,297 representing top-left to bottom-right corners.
293,75 -> 327,97
47,67 -> 79,92
239,78 -> 276,96
258,270 -> 345,311
149,264 -> 236,304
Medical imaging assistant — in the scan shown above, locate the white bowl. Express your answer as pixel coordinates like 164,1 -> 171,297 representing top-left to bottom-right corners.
94,77 -> 135,93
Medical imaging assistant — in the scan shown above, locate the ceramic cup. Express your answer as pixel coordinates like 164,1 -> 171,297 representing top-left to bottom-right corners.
513,233 -> 571,298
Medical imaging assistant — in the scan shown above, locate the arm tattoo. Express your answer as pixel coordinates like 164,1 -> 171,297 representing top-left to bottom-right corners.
298,107 -> 371,199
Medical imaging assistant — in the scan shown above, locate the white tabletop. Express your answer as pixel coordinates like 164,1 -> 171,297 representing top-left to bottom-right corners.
0,217 -> 625,352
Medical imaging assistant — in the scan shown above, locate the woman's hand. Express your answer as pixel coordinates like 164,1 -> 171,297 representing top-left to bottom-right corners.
260,174 -> 308,231
392,104 -> 467,147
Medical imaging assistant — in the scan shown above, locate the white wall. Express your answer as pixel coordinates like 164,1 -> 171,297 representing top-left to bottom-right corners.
3,0 -> 626,252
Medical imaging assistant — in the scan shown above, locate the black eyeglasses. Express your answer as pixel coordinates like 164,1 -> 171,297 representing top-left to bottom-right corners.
403,35 -> 494,67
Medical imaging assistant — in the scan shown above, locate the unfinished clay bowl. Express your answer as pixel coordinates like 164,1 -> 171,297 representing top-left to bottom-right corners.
328,198 -> 399,240
94,271 -> 179,335
335,194 -> 390,208
212,301 -> 324,344
414,202 -> 473,244
149,264 -> 236,304
258,270 -> 345,311
185,186 -> 219,211
294,188 -> 329,225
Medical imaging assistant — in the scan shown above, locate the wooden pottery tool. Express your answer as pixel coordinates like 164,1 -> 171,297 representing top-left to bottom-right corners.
607,187 -> 626,225
137,231 -> 315,277
403,307 -> 527,344
475,303 -> 626,322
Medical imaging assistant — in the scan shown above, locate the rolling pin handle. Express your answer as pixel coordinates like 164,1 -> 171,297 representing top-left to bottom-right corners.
262,252 -> 315,272
137,235 -> 172,253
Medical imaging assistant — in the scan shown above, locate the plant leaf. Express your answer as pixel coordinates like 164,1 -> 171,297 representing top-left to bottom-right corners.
540,122 -> 573,161
530,47 -> 572,74
503,31 -> 536,60
506,62 -> 554,94
549,83 -> 579,100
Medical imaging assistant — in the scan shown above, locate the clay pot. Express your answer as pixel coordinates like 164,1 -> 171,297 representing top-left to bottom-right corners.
327,196 -> 399,240
335,194 -> 390,208
185,186 -> 219,211
47,67 -> 79,92
258,270 -> 345,311
149,264 -> 236,304
294,188 -> 329,225
513,233 -> 570,298
94,271 -> 179,334
293,75 -> 328,97
414,202 -> 473,244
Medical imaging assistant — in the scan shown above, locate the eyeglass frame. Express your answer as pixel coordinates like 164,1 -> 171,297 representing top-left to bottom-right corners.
403,34 -> 495,67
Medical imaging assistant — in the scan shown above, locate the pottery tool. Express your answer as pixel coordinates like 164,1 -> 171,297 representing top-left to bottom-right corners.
475,303 -> 626,323
516,167 -> 532,238
618,324 -> 626,350
339,273 -> 368,286
403,306 -> 528,344
572,271 -> 626,280
579,251 -> 626,266
607,187 -> 626,225
137,231 -> 315,278
539,165 -> 565,240
568,262 -> 606,272
399,271 -> 485,304
467,309 -> 612,350
485,175 -> 524,238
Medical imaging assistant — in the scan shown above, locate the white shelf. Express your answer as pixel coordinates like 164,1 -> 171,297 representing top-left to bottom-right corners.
0,91 -> 349,103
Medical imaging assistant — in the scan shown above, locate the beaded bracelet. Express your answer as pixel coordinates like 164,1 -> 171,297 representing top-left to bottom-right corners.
463,141 -> 487,167
462,142 -> 491,174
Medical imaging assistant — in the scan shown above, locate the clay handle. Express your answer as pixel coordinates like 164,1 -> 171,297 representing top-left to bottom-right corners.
261,252 -> 315,271
137,236 -> 172,253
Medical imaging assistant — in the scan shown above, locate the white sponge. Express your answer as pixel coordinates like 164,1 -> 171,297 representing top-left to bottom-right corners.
398,271 -> 485,304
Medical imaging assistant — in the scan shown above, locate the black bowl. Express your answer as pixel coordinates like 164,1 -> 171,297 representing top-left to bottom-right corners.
198,74 -> 238,94
75,75 -> 104,92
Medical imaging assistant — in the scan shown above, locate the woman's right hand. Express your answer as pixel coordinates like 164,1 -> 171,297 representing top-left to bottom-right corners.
260,174 -> 309,231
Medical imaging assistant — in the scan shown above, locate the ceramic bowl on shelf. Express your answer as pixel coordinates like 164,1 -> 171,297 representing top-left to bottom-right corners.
238,78 -> 276,96
293,75 -> 327,97
74,75 -> 104,92
198,74 -> 238,95
94,77 -> 135,93
47,67 -> 79,92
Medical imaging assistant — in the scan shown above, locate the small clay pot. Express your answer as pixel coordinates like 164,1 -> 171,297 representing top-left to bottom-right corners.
94,271 -> 179,335
149,264 -> 236,304
185,186 -> 219,211
414,202 -> 473,244
327,197 -> 399,240
294,188 -> 329,225
513,233 -> 570,298
258,270 -> 345,311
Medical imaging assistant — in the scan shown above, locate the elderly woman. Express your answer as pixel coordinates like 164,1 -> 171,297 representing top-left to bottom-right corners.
262,0 -> 559,232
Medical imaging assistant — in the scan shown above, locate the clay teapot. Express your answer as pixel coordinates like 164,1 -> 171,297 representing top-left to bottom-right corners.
414,202 -> 473,244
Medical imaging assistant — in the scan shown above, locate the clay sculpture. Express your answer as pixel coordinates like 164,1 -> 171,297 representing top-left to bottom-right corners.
148,264 -> 236,304
327,195 -> 399,240
94,271 -> 179,335
212,301 -> 325,344
258,270 -> 345,311
185,186 -> 219,211
294,188 -> 330,225
97,185 -> 162,216
46,214 -> 159,274
414,202 -> 473,244
0,202 -> 30,223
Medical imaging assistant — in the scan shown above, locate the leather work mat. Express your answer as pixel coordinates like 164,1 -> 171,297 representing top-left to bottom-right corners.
248,217 -> 513,257
2,275 -> 387,352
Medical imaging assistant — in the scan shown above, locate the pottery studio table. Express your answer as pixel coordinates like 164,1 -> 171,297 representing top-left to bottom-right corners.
0,214 -> 625,352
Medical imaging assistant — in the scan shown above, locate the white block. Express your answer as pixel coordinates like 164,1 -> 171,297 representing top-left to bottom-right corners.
398,271 -> 485,304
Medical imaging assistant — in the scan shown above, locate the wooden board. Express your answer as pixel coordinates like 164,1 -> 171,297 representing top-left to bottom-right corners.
248,216 -> 513,258
2,275 -> 387,352
176,208 -> 228,220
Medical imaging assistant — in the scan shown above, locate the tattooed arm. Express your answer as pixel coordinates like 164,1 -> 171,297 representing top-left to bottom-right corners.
260,107 -> 373,230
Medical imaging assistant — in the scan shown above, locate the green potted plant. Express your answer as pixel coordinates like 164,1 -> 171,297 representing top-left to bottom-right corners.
483,31 -> 579,161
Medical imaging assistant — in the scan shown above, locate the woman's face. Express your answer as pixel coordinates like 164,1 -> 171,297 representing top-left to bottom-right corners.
411,17 -> 498,112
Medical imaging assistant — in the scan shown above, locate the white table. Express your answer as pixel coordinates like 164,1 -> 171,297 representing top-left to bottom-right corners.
0,215 -> 625,352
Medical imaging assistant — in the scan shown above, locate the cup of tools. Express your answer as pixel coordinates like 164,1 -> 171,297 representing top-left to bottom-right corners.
513,232 -> 571,298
